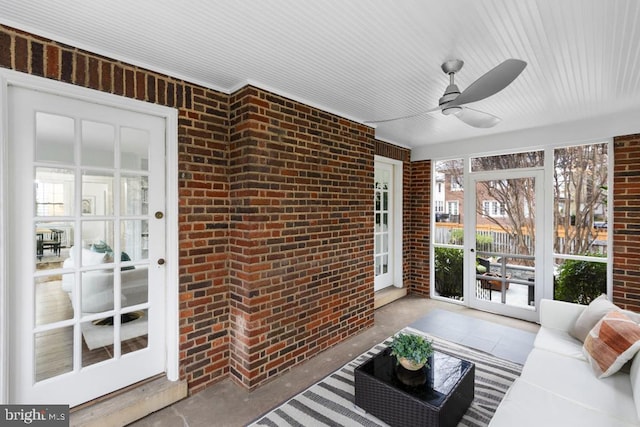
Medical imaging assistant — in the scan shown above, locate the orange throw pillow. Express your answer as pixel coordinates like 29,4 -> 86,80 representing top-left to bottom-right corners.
583,310 -> 640,378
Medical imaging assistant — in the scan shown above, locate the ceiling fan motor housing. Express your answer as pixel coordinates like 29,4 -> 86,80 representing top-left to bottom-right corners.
439,84 -> 460,107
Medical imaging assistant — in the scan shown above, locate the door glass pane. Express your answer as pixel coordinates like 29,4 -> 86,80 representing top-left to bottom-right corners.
81,318 -> 114,367
35,326 -> 73,382
35,221 -> 72,266
82,120 -> 115,168
81,270 -> 114,313
121,175 -> 149,215
82,171 -> 114,216
121,127 -> 150,171
35,167 -> 74,217
35,273 -> 74,326
35,112 -> 74,164
121,267 -> 148,308
121,308 -> 149,356
121,220 -> 149,262
82,221 -> 114,254
475,177 -> 536,309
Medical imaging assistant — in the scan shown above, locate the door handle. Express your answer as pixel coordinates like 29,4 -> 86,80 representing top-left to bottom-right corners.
157,258 -> 165,265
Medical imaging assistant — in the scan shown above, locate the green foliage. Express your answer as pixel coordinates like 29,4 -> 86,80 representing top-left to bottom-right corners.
389,333 -> 434,366
476,234 -> 494,251
449,229 -> 464,244
554,257 -> 606,305
434,247 -> 464,298
448,229 -> 493,251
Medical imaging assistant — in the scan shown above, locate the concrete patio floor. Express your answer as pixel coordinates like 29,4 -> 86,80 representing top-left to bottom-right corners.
131,295 -> 540,427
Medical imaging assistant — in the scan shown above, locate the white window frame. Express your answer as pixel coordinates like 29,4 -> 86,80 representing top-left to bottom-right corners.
483,200 -> 506,217
0,69 -> 180,403
431,139 -> 613,314
447,201 -> 459,216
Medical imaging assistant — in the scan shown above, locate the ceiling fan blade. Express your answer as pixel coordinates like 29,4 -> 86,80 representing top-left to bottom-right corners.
364,106 -> 441,124
455,107 -> 501,128
450,59 -> 527,107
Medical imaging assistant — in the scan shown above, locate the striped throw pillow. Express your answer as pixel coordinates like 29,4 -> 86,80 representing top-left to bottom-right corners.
583,310 -> 640,378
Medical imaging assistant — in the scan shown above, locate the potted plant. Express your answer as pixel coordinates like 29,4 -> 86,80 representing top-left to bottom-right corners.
389,333 -> 434,371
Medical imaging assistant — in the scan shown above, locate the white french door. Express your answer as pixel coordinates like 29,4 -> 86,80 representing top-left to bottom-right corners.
374,157 -> 403,292
7,85 -> 167,406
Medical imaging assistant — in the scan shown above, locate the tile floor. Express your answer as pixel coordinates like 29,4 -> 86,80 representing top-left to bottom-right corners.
409,308 -> 536,364
131,296 -> 540,427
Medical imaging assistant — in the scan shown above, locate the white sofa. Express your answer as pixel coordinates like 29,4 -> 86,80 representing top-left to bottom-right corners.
490,298 -> 640,427
61,248 -> 148,313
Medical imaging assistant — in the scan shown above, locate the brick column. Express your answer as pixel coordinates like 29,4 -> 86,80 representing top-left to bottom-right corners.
409,161 -> 431,296
613,135 -> 640,311
228,86 -> 375,388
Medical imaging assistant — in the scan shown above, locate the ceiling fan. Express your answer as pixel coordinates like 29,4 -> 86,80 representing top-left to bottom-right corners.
366,58 -> 527,128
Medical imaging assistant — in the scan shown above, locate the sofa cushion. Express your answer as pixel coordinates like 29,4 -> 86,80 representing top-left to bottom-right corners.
489,378 -> 638,427
570,294 -> 618,342
584,310 -> 640,378
520,348 -> 637,423
534,326 -> 585,360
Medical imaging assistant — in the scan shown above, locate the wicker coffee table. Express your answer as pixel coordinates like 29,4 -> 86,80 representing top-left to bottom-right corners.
354,347 -> 475,427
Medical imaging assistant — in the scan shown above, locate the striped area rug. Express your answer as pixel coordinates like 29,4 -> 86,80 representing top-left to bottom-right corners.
248,327 -> 522,427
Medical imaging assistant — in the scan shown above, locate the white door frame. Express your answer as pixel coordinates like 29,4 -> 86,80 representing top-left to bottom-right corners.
466,168 -> 544,323
374,155 -> 403,291
0,69 -> 179,404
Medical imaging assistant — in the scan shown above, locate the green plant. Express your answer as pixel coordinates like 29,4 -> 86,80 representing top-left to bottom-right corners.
476,233 -> 494,252
448,230 -> 494,251
554,256 -> 606,305
449,229 -> 464,245
389,333 -> 434,367
434,247 -> 464,298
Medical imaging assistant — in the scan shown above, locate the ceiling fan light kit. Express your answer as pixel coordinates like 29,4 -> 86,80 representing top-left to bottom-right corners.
442,106 -> 462,116
367,58 -> 527,128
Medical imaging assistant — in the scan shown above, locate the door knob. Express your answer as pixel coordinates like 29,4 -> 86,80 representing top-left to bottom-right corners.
157,258 -> 165,265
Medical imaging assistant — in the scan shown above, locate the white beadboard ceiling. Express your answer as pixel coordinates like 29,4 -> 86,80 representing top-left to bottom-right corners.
2,0 -> 640,152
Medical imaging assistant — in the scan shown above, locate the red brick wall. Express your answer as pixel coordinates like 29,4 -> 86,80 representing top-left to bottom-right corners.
226,86 -> 375,388
409,161 -> 431,295
1,25 -> 231,395
613,135 -> 640,311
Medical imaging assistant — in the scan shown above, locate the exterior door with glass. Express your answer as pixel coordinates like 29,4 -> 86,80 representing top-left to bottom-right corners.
469,170 -> 543,322
7,86 -> 166,406
374,162 -> 394,291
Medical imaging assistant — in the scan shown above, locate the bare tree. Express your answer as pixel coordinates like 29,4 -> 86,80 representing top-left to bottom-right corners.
435,145 -> 607,258
553,144 -> 608,254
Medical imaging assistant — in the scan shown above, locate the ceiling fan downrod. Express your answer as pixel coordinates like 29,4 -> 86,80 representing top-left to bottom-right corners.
439,59 -> 464,114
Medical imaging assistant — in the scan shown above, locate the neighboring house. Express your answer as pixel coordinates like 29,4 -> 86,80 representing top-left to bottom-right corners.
0,21 -> 639,421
